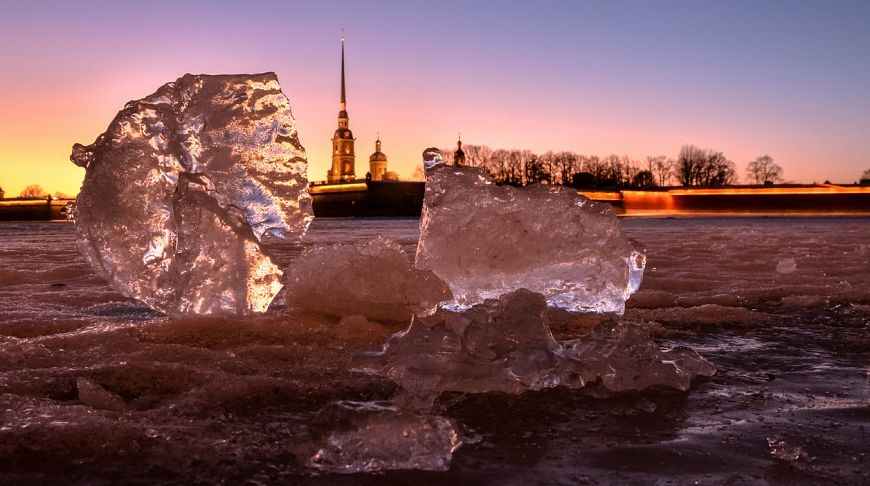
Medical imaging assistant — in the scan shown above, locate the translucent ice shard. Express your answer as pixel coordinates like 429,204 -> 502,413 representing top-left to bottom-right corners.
284,236 -> 452,321
357,289 -> 714,408
71,73 -> 312,316
76,377 -> 126,412
416,151 -> 645,314
307,401 -> 462,473
558,320 -> 717,393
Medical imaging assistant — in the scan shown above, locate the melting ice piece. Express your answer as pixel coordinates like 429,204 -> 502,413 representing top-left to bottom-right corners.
71,73 -> 312,316
357,289 -> 715,409
767,436 -> 809,464
307,401 -> 462,473
284,236 -> 452,321
76,377 -> 126,412
558,320 -> 717,393
776,258 -> 797,274
416,151 -> 645,314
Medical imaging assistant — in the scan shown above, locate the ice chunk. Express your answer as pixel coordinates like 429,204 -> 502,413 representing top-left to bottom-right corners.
422,146 -> 446,169
307,401 -> 462,473
70,73 -> 312,316
284,237 -> 452,321
776,257 -> 797,274
558,320 -> 717,393
356,289 -> 714,408
767,436 -> 809,465
76,377 -> 126,412
416,153 -> 645,314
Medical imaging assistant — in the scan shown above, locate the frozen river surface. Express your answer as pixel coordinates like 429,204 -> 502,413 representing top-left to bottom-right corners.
1,218 -> 869,484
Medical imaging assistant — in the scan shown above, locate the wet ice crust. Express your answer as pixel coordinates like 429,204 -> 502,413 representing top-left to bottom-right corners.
71,73 -> 312,317
416,153 -> 645,314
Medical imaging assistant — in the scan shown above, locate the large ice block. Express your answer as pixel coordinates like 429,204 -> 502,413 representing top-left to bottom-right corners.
71,73 -> 312,316
357,289 -> 715,408
416,151 -> 645,314
284,236 -> 452,321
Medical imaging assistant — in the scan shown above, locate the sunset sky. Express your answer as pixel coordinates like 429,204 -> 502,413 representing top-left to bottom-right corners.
1,0 -> 869,197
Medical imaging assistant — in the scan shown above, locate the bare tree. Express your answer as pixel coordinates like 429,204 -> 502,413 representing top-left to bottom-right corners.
647,155 -> 673,186
19,184 -> 48,198
675,145 -> 707,186
411,165 -> 425,181
704,152 -> 737,186
439,147 -> 455,166
524,154 -> 551,185
675,145 -> 737,186
632,170 -> 655,187
554,151 -> 580,185
862,168 -> 870,181
746,155 -> 783,184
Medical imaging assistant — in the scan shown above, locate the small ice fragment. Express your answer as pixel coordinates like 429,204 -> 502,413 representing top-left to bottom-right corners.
307,401 -> 462,473
767,436 -> 808,464
284,236 -> 452,321
416,160 -> 645,314
356,289 -> 715,409
70,73 -> 312,317
76,377 -> 126,412
776,258 -> 797,274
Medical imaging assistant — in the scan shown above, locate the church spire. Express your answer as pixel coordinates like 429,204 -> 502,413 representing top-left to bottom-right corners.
340,30 -> 347,110
329,30 -> 355,183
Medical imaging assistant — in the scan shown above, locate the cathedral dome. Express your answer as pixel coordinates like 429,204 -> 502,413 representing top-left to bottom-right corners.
370,138 -> 387,162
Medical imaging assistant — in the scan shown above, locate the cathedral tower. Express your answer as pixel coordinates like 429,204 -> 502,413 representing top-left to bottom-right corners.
369,135 -> 388,180
328,32 -> 355,183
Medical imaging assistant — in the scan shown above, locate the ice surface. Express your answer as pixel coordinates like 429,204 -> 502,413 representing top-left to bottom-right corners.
3,219 -> 870,482
416,152 -> 645,314
284,237 -> 452,321
357,289 -> 715,409
70,73 -> 312,316
307,401 -> 462,473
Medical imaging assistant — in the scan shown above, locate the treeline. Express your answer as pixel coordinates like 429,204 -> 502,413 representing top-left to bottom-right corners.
439,144 -> 780,188
3,184 -> 72,199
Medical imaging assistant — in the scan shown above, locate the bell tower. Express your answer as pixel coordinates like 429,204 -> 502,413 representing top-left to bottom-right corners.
369,135 -> 388,180
328,31 -> 355,183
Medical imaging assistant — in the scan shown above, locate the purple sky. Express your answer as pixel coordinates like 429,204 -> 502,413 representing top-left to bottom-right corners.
1,0 -> 869,195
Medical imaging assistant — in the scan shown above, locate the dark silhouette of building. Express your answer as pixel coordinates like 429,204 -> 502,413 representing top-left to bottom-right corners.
454,137 -> 466,166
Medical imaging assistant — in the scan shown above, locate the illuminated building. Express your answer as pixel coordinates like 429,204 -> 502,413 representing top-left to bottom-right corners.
327,33 -> 355,183
369,136 -> 387,180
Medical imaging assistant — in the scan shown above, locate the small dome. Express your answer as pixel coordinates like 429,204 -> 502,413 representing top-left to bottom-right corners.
338,110 -> 349,118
